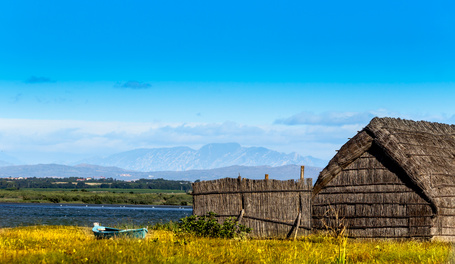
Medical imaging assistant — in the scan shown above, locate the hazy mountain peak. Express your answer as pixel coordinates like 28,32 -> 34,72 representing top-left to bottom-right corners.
78,143 -> 327,172
199,142 -> 241,152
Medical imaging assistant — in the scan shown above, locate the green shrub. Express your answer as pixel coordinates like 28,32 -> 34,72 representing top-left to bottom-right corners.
47,196 -> 61,203
177,212 -> 252,239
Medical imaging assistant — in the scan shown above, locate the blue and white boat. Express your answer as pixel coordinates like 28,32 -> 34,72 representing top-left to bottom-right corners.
92,223 -> 148,239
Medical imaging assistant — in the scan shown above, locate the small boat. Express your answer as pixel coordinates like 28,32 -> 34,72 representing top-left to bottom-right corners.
92,223 -> 148,239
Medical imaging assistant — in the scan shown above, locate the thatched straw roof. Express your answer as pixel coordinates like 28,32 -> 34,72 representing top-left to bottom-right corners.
313,117 -> 455,214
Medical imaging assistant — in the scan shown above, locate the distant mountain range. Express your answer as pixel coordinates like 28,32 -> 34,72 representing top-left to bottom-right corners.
0,163 -> 132,179
76,143 -> 327,171
0,164 -> 321,183
0,143 -> 327,182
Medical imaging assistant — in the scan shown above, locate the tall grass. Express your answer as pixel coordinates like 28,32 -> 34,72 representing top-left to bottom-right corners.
0,225 -> 451,263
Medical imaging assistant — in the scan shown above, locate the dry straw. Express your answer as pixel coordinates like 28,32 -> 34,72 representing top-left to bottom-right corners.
193,175 -> 313,238
314,117 -> 455,240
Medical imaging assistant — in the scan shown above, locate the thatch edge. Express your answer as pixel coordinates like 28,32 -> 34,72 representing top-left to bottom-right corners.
312,130 -> 373,196
313,117 -> 438,214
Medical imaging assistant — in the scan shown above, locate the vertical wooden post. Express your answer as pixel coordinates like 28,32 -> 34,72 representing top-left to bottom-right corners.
300,166 -> 305,180
237,209 -> 245,224
265,174 -> 269,180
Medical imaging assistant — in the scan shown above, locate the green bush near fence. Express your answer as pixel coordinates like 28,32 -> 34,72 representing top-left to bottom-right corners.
177,212 -> 252,239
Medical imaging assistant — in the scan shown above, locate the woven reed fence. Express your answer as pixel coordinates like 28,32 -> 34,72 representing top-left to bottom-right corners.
192,176 -> 313,238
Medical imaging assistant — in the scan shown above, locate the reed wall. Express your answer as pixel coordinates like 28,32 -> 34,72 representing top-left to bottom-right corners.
192,177 -> 313,238
313,144 -> 434,239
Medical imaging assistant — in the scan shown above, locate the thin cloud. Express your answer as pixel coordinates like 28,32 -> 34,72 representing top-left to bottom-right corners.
25,76 -> 54,84
274,111 -> 379,126
2,113 -> 454,164
0,118 -> 352,161
117,81 -> 152,89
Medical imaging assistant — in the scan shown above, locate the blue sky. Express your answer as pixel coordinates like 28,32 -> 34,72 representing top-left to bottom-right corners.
0,0 -> 454,164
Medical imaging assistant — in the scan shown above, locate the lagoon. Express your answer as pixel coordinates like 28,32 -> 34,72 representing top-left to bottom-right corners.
0,203 -> 192,227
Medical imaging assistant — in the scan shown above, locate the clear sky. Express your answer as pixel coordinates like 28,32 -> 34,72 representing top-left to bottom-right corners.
0,0 -> 454,164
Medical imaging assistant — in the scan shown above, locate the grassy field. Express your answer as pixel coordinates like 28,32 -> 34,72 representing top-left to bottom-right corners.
0,225 -> 452,263
0,189 -> 192,205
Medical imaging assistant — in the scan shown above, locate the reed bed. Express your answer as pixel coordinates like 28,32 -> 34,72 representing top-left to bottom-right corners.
0,225 -> 451,263
0,189 -> 192,205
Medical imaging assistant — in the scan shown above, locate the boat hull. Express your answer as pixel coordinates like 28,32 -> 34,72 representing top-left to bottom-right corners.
92,226 -> 148,239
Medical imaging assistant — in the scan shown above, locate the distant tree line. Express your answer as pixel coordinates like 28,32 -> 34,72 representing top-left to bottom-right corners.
0,177 -> 193,192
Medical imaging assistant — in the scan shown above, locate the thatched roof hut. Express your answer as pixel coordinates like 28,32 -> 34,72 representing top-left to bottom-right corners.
313,117 -> 455,240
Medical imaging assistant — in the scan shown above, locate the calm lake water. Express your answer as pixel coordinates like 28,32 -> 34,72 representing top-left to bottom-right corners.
0,203 -> 193,228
